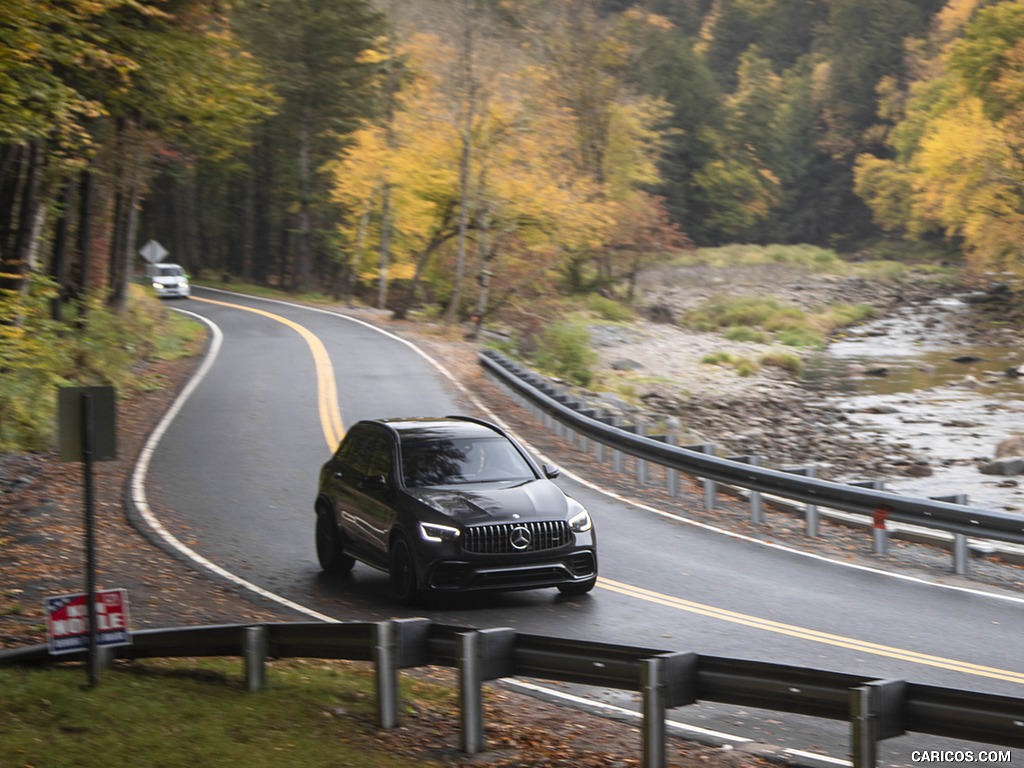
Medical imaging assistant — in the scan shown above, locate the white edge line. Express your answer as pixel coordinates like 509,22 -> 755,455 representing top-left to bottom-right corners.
130,306 -> 337,624
502,679 -> 853,767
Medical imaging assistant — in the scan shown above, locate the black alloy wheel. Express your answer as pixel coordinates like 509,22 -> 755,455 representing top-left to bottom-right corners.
389,536 -> 420,605
316,511 -> 355,573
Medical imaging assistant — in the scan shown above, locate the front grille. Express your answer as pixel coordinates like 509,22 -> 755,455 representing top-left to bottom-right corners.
463,520 -> 570,554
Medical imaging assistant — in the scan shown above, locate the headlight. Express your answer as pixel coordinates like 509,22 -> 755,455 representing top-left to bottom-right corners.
568,509 -> 592,532
419,522 -> 460,543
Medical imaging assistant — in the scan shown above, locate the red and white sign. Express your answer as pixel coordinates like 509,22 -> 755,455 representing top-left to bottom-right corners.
45,589 -> 131,655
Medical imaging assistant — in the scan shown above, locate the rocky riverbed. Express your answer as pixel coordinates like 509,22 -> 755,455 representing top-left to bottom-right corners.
570,262 -> 1024,512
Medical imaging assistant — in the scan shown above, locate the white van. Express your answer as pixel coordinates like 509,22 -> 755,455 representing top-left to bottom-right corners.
146,263 -> 190,299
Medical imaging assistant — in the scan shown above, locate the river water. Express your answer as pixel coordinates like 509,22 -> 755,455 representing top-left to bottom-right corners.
801,296 -> 1024,513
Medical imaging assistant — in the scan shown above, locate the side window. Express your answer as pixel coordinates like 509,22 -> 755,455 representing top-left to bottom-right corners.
365,434 -> 394,482
335,427 -> 371,475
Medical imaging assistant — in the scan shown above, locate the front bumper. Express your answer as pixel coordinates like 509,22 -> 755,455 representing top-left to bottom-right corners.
153,283 -> 190,298
422,548 -> 597,592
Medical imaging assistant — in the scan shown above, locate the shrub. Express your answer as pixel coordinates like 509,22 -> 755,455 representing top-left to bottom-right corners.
0,279 -> 194,452
723,325 -> 772,344
586,293 -> 634,323
533,320 -> 597,386
760,350 -> 804,375
776,326 -> 826,348
682,295 -> 876,350
700,350 -> 759,376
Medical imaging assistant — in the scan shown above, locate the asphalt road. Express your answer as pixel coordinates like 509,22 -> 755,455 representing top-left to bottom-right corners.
143,287 -> 1024,767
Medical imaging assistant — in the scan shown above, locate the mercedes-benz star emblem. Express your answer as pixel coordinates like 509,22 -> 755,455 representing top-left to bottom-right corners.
509,526 -> 531,550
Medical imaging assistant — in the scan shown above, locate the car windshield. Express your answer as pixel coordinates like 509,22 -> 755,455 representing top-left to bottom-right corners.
156,265 -> 183,276
401,435 -> 536,487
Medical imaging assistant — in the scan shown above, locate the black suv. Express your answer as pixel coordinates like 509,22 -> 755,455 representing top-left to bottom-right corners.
314,416 -> 597,603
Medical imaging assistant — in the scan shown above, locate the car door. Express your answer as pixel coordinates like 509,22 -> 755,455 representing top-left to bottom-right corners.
354,432 -> 399,556
334,427 -> 397,567
323,425 -> 376,562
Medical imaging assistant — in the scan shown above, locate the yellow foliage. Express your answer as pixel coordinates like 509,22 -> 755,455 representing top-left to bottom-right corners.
912,94 -> 1023,276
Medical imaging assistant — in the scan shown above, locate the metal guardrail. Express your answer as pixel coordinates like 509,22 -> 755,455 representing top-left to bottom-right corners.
2,621 -> 1021,767
479,350 -> 1024,566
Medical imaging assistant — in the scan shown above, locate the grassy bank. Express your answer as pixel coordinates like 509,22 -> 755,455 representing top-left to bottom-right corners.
1,658 -> 455,768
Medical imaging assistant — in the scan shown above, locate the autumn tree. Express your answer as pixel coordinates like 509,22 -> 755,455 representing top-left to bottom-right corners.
0,0 -> 271,314
855,1 -> 1024,284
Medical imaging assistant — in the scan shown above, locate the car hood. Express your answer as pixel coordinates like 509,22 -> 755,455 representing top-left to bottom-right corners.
406,479 -> 572,523
153,275 -> 185,285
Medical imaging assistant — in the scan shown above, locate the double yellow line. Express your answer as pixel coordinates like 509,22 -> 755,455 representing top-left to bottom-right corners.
191,294 -> 1024,687
600,577 -> 1024,684
191,296 -> 344,450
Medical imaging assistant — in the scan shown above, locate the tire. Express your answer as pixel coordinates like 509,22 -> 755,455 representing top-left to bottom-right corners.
557,576 -> 597,597
316,512 -> 354,573
389,536 -> 421,605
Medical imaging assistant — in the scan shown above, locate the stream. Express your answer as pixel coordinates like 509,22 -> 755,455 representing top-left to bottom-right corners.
802,296 -> 1024,513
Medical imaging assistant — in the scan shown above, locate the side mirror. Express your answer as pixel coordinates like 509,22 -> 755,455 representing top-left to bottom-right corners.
542,463 -> 560,479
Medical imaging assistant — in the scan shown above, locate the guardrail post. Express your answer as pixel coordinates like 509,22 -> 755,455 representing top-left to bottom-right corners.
458,631 -> 484,755
852,481 -> 887,555
666,434 -> 679,497
612,418 -> 625,474
640,652 -> 697,768
728,455 -> 764,523
641,656 -> 667,768
457,627 -> 516,755
684,443 -> 717,510
930,494 -> 970,574
872,507 -> 890,556
785,466 -> 820,537
850,680 -> 907,768
636,422 -> 648,486
243,625 -> 267,692
375,621 -> 399,729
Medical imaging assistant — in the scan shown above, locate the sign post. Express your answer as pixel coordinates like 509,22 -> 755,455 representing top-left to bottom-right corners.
58,386 -> 118,686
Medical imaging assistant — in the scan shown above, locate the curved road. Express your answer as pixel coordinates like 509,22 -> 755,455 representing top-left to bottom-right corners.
140,288 -> 1024,766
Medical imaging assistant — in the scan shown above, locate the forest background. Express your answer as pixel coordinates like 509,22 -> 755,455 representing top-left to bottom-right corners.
3,0 -> 1024,449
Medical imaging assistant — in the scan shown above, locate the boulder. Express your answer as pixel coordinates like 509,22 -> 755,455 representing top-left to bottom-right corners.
611,358 -> 643,372
995,434 -> 1024,458
1006,364 -> 1024,378
979,457 -> 1024,476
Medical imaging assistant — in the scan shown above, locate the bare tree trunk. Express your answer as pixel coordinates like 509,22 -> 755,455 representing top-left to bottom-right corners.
116,171 -> 142,312
376,23 -> 399,310
0,141 -> 43,295
377,184 -> 391,308
49,182 -> 75,320
444,0 -> 480,323
294,96 -> 312,293
469,204 -> 493,338
77,169 -> 96,297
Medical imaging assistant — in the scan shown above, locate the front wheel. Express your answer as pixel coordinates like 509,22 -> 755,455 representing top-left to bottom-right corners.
389,537 -> 421,606
557,576 -> 597,597
316,512 -> 355,573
